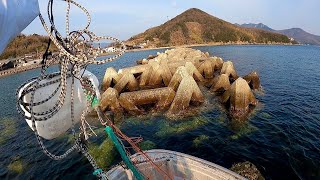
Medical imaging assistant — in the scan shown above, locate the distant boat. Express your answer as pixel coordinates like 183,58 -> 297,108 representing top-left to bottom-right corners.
107,149 -> 245,180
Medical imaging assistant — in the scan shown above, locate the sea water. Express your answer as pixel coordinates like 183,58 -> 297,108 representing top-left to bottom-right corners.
0,45 -> 319,179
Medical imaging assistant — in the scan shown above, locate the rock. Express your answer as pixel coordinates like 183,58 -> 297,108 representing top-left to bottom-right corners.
224,78 -> 257,118
136,58 -> 149,65
220,61 -> 238,80
243,71 -> 261,90
147,54 -> 157,60
118,87 -> 175,115
210,74 -> 231,92
230,161 -> 265,180
168,75 -> 204,114
102,67 -> 121,91
136,59 -> 142,65
99,88 -> 122,113
142,59 -> 149,64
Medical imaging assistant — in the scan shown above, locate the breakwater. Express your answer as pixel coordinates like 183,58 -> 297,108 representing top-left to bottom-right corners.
0,64 -> 43,78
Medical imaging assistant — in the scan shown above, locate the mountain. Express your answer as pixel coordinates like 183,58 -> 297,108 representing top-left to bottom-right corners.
239,23 -> 274,31
0,34 -> 57,60
127,8 -> 291,47
238,23 -> 320,45
277,28 -> 320,45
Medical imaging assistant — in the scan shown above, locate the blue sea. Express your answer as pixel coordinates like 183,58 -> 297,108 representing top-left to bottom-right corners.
0,45 -> 319,179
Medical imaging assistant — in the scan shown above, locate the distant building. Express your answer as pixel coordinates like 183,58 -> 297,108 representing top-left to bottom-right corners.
107,47 -> 116,52
0,61 -> 14,71
125,45 -> 134,50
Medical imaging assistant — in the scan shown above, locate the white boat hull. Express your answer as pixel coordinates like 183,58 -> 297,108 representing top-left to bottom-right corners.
107,149 -> 245,180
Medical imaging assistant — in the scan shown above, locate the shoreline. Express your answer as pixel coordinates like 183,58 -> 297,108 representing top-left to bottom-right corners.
125,42 -> 302,53
0,43 -> 307,77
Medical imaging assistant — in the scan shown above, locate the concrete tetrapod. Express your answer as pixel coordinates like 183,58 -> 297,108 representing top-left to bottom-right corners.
198,57 -> 224,79
168,66 -> 191,91
198,59 -> 214,79
118,87 -> 176,115
118,64 -> 150,76
243,71 -> 261,90
220,61 -> 238,80
148,61 -> 173,87
121,64 -> 152,88
210,74 -> 231,93
211,57 -> 224,70
100,88 -> 122,113
139,66 -> 152,88
166,57 -> 201,70
168,69 -> 205,114
185,62 -> 205,82
223,78 -> 257,119
99,48 -> 261,119
113,72 -> 139,93
102,67 -> 121,91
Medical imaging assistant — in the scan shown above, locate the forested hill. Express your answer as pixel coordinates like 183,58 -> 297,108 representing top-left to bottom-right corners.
127,8 -> 292,47
0,34 -> 56,60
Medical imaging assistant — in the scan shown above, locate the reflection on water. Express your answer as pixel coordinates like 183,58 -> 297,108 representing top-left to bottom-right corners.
0,45 -> 320,179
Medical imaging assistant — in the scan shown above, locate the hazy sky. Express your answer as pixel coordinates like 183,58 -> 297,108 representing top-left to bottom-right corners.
23,0 -> 320,40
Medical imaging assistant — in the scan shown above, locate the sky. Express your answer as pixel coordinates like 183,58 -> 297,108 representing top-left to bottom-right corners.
23,0 -> 320,40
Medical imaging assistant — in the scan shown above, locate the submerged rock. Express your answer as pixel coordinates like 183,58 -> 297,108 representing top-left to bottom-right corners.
88,138 -> 116,169
192,135 -> 209,147
7,159 -> 24,174
230,161 -> 264,180
138,140 -> 157,150
155,117 -> 209,137
0,118 -> 16,145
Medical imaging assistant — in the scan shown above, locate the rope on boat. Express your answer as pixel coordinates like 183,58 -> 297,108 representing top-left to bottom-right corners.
105,126 -> 144,180
16,0 -> 173,179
